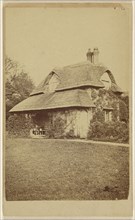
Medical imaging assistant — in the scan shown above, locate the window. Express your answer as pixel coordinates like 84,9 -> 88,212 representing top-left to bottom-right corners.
104,110 -> 112,122
105,111 -> 109,122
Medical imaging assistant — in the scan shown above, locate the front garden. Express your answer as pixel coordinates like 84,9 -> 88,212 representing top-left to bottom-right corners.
5,138 -> 129,200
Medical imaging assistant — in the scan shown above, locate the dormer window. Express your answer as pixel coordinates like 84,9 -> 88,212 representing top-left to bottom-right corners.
101,72 -> 111,90
48,73 -> 59,92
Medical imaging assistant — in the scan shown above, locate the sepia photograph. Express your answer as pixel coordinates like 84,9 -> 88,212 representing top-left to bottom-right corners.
3,1 -> 133,218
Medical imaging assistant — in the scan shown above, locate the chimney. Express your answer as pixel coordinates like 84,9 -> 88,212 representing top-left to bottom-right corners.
86,48 -> 92,62
92,47 -> 99,64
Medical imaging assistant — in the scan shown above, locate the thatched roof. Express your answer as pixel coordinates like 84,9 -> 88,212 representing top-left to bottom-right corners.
110,82 -> 123,93
10,60 -> 122,113
31,61 -> 122,96
10,89 -> 95,113
55,62 -> 106,91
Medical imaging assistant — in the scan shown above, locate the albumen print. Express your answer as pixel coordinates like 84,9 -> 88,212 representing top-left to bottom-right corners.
3,2 -> 133,218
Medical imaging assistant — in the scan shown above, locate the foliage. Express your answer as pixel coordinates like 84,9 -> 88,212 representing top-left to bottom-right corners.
91,89 -> 98,100
119,100 -> 129,122
88,121 -> 129,143
91,108 -> 105,123
92,89 -> 119,122
119,93 -> 129,122
7,114 -> 34,137
98,88 -> 106,97
111,101 -> 119,122
5,56 -> 35,119
88,121 -> 104,138
65,129 -> 76,139
46,116 -> 66,139
92,88 -> 129,124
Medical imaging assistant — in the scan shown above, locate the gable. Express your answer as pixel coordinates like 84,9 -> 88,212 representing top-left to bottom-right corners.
30,72 -> 59,95
100,72 -> 111,90
48,73 -> 59,92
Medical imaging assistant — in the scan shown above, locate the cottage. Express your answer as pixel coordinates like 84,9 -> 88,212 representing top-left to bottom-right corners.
10,48 -> 123,138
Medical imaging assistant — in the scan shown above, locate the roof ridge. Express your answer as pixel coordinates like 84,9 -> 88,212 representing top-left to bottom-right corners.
52,61 -> 107,70
63,61 -> 94,68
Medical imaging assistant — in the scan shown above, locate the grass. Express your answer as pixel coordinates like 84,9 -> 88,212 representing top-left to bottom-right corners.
5,138 -> 129,201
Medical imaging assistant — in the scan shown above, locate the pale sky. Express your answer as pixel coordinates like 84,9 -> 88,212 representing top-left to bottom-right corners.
5,3 -> 132,91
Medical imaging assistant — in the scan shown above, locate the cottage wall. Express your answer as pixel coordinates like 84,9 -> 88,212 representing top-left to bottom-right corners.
90,88 -> 120,122
30,89 -> 121,139
74,109 -> 92,138
57,108 -> 93,138
31,109 -> 93,139
64,109 -> 92,138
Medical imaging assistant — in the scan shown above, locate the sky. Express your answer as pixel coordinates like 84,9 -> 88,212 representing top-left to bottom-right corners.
4,3 -> 132,91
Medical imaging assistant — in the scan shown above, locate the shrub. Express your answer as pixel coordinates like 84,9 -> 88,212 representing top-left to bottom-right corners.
88,121 -> 129,143
88,121 -> 104,138
46,116 -> 66,139
119,100 -> 129,122
6,114 -> 34,137
6,114 -> 66,139
91,108 -> 105,123
91,89 -> 98,99
98,88 -> 106,97
65,129 -> 75,139
111,101 -> 119,122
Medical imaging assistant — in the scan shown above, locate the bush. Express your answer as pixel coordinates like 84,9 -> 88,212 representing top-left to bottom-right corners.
91,89 -> 98,99
91,109 -> 105,123
6,114 -> 66,139
119,100 -> 129,122
46,116 -> 66,139
6,114 -> 34,137
88,121 -> 129,143
65,129 -> 76,139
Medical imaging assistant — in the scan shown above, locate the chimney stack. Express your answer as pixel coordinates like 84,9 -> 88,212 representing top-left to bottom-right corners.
92,48 -> 99,64
86,48 -> 92,62
86,47 -> 99,64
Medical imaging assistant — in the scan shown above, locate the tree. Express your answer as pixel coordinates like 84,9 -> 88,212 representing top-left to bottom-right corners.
119,92 -> 129,123
5,56 -> 35,119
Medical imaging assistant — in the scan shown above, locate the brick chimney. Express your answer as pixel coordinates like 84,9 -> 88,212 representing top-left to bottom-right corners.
92,47 -> 99,64
86,48 -> 92,62
86,48 -> 99,64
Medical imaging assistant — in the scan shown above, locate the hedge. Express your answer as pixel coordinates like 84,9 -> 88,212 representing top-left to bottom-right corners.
88,121 -> 129,143
7,114 -> 129,143
6,114 -> 34,138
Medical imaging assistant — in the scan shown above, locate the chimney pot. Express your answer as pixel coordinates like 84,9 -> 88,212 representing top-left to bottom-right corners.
93,47 -> 99,64
86,48 -> 92,62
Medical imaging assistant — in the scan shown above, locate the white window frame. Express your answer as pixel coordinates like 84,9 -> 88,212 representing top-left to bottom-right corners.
104,109 -> 112,122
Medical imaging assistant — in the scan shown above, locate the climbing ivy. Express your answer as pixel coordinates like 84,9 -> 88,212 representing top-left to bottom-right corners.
88,88 -> 129,143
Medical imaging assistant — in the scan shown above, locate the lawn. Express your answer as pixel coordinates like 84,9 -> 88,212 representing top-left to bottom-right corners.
5,138 -> 129,201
